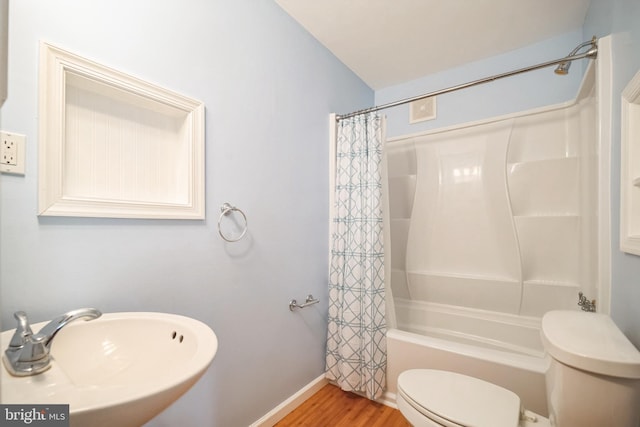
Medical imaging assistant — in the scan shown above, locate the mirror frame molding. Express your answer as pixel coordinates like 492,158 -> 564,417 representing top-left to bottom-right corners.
38,41 -> 205,219
620,68 -> 640,255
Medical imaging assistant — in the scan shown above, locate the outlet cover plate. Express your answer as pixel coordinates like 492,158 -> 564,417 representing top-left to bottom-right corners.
0,131 -> 26,175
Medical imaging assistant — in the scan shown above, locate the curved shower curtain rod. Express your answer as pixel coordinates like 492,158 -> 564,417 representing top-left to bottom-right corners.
335,37 -> 598,122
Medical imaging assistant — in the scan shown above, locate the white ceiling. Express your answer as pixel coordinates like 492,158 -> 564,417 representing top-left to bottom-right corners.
274,0 -> 591,89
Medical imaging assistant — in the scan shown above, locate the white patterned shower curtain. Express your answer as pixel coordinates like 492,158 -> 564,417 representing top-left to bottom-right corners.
325,113 -> 387,400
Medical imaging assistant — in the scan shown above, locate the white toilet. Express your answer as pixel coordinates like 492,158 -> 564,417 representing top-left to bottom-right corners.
396,310 -> 640,427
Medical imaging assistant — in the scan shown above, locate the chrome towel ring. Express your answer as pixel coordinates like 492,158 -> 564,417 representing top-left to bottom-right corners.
218,203 -> 248,242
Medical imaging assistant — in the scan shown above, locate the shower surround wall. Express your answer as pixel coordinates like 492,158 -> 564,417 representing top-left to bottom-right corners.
386,68 -> 597,352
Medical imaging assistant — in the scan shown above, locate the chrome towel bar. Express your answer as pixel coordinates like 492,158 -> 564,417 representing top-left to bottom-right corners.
289,294 -> 319,311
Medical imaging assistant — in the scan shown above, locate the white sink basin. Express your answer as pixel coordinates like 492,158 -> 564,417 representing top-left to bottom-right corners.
1,312 -> 218,427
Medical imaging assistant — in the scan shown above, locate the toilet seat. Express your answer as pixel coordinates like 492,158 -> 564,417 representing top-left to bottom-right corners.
397,369 -> 521,427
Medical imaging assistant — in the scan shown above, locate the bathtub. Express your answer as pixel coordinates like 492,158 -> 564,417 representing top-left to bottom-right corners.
386,300 -> 549,416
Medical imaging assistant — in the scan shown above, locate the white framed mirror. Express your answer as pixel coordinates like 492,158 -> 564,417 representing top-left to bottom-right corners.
38,41 -> 205,219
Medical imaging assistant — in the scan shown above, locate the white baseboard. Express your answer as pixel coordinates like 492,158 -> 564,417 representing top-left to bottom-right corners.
378,390 -> 398,409
337,385 -> 398,408
250,374 -> 329,427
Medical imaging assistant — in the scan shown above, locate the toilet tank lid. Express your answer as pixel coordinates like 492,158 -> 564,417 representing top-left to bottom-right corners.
541,310 -> 640,379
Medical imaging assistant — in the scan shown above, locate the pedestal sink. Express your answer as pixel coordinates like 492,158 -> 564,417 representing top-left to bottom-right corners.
1,312 -> 218,427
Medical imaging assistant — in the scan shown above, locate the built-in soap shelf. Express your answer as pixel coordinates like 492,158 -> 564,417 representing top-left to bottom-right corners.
522,279 -> 580,288
407,274 -> 582,293
513,214 -> 579,219
507,156 -> 579,167
407,270 -> 519,284
633,177 -> 640,187
407,271 -> 521,313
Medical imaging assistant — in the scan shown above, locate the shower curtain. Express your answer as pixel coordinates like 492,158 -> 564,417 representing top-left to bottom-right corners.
325,112 -> 387,400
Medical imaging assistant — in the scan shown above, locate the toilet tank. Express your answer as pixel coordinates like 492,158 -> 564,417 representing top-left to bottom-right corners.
541,310 -> 640,427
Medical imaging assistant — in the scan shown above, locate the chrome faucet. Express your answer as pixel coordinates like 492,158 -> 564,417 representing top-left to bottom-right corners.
3,308 -> 101,376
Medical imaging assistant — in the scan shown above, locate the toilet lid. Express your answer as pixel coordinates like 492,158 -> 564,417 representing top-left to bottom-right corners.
397,369 -> 521,427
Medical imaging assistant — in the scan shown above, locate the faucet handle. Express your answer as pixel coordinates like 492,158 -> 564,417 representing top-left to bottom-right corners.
8,311 -> 34,347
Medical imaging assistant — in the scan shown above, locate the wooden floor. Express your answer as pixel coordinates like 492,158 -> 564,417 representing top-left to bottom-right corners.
275,384 -> 411,427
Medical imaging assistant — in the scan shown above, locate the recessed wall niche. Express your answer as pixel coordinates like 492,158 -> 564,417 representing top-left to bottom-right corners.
38,42 -> 205,219
621,69 -> 640,255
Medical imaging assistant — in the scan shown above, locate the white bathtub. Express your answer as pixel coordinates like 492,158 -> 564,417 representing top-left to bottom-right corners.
386,302 -> 549,416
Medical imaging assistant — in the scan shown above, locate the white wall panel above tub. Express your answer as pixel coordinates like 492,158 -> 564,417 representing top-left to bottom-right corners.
405,121 -> 521,281
390,218 -> 411,270
507,107 -> 576,163
515,216 -> 580,284
507,157 -> 579,216
520,281 -> 581,316
388,176 -> 417,219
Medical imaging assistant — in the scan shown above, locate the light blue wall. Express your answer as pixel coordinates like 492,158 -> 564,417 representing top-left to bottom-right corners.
4,1 -> 640,425
376,31 -> 586,138
585,0 -> 640,346
0,1 -> 372,426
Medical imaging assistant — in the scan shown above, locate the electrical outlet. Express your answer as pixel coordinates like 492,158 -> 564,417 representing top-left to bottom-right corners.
0,131 -> 26,175
3,137 -> 17,165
